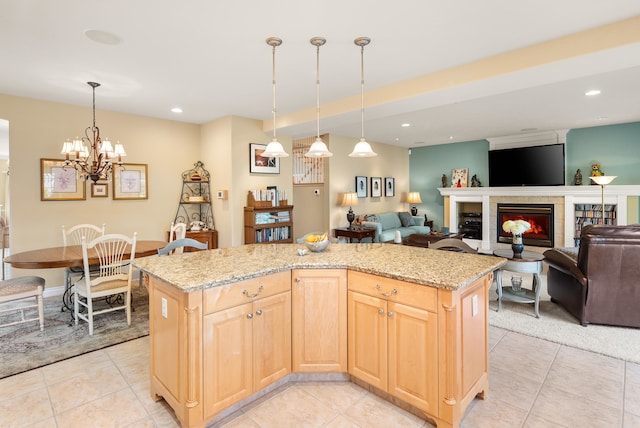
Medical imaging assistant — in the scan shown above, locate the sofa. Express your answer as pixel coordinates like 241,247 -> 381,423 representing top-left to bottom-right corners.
543,224 -> 640,328
361,212 -> 431,243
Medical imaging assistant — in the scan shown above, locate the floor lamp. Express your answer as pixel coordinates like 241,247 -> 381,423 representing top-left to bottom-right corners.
589,175 -> 617,224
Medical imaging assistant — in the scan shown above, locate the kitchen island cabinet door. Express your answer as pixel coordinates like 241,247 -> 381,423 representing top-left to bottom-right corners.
203,302 -> 253,417
253,291 -> 291,390
292,269 -> 347,373
347,290 -> 387,390
388,301 -> 438,414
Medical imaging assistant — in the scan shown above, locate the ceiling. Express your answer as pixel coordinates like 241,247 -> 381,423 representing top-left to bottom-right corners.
2,1 -> 640,154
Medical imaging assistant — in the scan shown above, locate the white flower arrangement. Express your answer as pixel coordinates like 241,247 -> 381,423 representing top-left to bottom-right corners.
502,219 -> 531,236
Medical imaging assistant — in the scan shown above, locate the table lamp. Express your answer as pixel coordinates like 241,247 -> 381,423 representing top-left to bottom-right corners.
589,175 -> 617,224
407,192 -> 422,216
341,192 -> 358,230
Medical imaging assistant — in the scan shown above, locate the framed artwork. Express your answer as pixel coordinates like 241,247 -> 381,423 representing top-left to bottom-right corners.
91,182 -> 108,198
384,177 -> 395,197
451,168 -> 469,188
370,177 -> 382,197
250,143 -> 280,174
113,163 -> 148,200
355,176 -> 367,198
40,158 -> 86,201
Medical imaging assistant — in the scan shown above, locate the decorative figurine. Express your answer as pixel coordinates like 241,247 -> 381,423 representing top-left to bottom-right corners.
590,163 -> 604,185
471,174 -> 481,187
441,174 -> 448,188
574,168 -> 583,185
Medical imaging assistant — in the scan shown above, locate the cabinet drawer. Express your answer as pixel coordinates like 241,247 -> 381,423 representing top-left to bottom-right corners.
204,271 -> 291,314
347,270 -> 437,313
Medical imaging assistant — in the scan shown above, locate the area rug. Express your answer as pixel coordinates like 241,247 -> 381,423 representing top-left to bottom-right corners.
0,286 -> 149,379
488,274 -> 640,364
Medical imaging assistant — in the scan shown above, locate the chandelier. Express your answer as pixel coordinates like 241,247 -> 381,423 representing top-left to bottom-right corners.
60,81 -> 126,183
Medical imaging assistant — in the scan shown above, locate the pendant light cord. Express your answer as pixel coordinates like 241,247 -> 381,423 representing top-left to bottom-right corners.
360,43 -> 365,140
272,42 -> 277,140
316,43 -> 321,139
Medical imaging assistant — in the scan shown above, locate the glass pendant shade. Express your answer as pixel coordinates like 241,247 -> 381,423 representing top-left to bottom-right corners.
349,138 -> 377,157
261,139 -> 288,158
306,136 -> 333,157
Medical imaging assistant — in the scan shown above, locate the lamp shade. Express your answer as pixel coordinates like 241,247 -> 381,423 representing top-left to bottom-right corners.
341,192 -> 359,207
406,192 -> 422,204
589,175 -> 617,185
261,139 -> 289,158
305,137 -> 333,157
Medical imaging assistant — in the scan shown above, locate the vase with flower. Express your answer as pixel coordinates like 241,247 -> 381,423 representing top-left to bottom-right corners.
502,219 -> 531,258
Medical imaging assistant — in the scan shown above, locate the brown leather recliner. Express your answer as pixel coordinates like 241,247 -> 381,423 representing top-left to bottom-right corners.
543,224 -> 640,328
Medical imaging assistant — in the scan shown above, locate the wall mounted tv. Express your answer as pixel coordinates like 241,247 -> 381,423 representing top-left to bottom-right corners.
488,143 -> 565,187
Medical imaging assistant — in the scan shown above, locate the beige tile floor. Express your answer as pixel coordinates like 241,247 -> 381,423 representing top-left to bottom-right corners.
0,326 -> 638,428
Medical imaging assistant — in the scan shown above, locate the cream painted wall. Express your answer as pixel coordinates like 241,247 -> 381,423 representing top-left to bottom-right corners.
327,134 -> 410,230
0,94 -> 200,288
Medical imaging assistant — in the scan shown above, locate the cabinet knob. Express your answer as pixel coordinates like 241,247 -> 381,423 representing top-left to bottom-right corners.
378,309 -> 385,315
387,312 -> 394,317
246,313 -> 253,319
295,278 -> 301,283
256,309 -> 263,316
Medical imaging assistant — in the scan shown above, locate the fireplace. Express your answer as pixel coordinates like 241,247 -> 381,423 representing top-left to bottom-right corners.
497,203 -> 554,247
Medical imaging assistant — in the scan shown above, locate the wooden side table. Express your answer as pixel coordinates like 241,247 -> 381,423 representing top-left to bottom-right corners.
493,249 -> 544,318
333,227 -> 376,243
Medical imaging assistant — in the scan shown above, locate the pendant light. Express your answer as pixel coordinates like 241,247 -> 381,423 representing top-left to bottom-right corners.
305,37 -> 333,157
349,36 -> 377,157
262,37 -> 289,158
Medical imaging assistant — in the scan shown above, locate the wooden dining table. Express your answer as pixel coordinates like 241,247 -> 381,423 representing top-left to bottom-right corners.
4,240 -> 167,269
4,240 -> 168,316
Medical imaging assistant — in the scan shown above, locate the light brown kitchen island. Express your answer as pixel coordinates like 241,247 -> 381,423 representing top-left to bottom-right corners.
135,243 -> 505,428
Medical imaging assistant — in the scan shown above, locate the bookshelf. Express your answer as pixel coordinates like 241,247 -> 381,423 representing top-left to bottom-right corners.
574,203 -> 617,239
244,203 -> 294,244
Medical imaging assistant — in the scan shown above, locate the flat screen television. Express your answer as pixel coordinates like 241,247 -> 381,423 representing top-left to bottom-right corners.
488,143 -> 565,187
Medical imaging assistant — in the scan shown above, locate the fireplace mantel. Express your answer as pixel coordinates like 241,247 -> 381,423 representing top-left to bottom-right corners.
439,186 -> 640,249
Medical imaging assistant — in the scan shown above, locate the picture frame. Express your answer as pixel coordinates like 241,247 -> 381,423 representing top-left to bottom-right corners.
451,168 -> 469,188
113,163 -> 148,200
384,177 -> 395,197
250,143 -> 280,174
371,177 -> 382,198
40,158 -> 86,201
91,182 -> 108,198
355,176 -> 367,198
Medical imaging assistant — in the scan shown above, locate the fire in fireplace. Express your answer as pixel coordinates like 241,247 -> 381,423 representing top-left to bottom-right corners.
497,203 -> 554,247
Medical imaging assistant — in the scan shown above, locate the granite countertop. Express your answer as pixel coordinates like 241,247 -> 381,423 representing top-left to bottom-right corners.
134,243 -> 506,293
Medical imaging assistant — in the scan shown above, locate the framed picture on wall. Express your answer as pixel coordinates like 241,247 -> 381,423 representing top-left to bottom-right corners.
370,177 -> 382,197
113,163 -> 148,200
451,168 -> 469,188
40,158 -> 86,201
384,177 -> 395,197
91,182 -> 108,198
250,143 -> 280,174
355,176 -> 367,198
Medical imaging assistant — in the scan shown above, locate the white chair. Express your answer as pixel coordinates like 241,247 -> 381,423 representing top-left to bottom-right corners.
158,238 -> 208,256
0,276 -> 46,331
74,233 -> 137,335
169,222 -> 188,254
62,223 -> 106,285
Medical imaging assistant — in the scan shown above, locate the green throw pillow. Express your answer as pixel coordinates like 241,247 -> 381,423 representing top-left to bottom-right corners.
398,212 -> 415,227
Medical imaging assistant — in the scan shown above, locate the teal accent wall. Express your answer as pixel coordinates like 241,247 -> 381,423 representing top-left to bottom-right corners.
566,122 -> 640,185
409,140 -> 488,231
410,121 -> 640,231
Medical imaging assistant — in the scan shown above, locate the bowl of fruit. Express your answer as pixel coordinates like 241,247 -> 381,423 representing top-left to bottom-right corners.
304,232 -> 330,252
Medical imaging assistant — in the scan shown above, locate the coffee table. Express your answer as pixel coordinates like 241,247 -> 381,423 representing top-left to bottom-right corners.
493,249 -> 544,318
402,232 -> 464,248
333,226 -> 376,243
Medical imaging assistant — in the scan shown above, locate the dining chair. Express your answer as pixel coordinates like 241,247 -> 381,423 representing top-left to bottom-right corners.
1,220 -> 8,280
0,276 -> 46,331
169,222 -> 188,254
428,238 -> 478,253
62,223 -> 106,285
74,232 -> 137,335
157,237 -> 208,256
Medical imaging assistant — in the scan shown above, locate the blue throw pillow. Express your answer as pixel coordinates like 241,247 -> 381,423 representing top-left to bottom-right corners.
398,212 -> 415,227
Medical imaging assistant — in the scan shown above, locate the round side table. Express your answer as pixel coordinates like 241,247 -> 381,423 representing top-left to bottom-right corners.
493,249 -> 544,318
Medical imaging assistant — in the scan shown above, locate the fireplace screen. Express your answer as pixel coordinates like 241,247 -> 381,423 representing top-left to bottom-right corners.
497,203 -> 554,247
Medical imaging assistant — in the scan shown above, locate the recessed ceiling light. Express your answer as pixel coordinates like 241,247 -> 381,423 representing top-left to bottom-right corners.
449,136 -> 453,140
585,90 -> 601,96
520,128 -> 537,132
85,29 -> 123,45
401,123 -> 410,127
597,116 -> 608,120
171,107 -> 183,113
